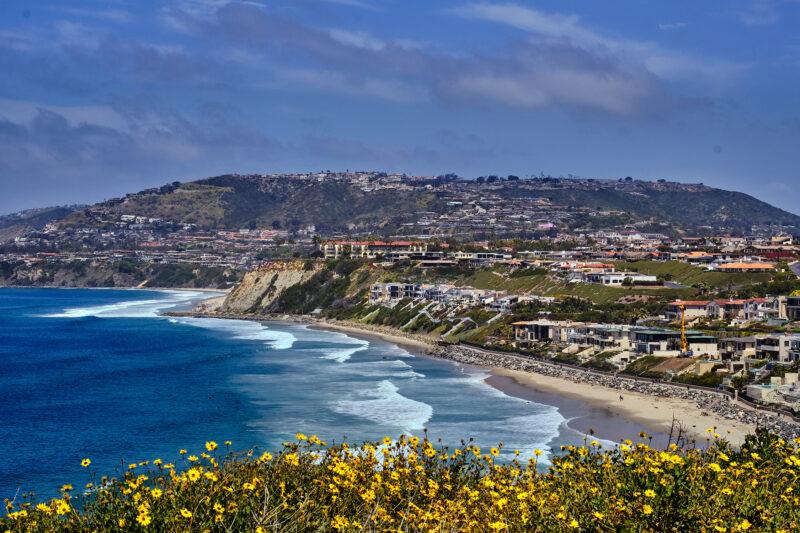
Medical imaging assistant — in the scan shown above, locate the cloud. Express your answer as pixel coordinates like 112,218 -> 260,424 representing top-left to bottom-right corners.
658,22 -> 688,31
0,98 -> 276,212
448,3 -> 750,86
48,7 -> 134,23
269,69 -> 429,103
320,0 -> 376,9
738,1 -> 781,25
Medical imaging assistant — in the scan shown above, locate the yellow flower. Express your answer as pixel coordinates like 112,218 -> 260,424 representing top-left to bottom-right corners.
643,504 -> 653,515
382,436 -> 392,446
738,519 -> 752,530
81,458 -> 91,467
119,519 -> 126,527
35,503 -> 51,513
188,455 -> 199,462
225,440 -> 232,445
187,467 -> 201,482
644,489 -> 656,498
151,488 -> 162,498
594,512 -> 604,520
180,508 -> 193,518
153,458 -> 162,465
55,500 -> 70,515
214,503 -> 224,514
205,441 -> 218,451
709,463 -> 722,472
256,528 -> 266,533
136,513 -> 152,526
260,452 -> 272,462
243,482 -> 256,491
331,515 -> 349,530
296,433 -> 307,441
285,453 -> 299,466
490,447 -> 500,456
60,484 -> 72,492
128,463 -> 137,469
569,519 -> 579,528
179,449 -> 187,454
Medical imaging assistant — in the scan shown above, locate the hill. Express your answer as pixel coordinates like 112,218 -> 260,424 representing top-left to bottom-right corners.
56,174 -> 800,234
0,205 -> 82,243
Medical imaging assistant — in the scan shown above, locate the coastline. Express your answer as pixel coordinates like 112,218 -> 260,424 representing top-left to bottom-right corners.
161,309 -> 798,447
489,368 -> 754,446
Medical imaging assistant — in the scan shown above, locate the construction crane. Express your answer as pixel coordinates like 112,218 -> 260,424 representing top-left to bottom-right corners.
679,304 -> 692,358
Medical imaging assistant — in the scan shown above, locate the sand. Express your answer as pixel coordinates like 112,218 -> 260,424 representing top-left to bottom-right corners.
491,367 -> 757,446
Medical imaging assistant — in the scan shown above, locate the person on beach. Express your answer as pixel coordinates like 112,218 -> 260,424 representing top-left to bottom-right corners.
619,395 -> 624,401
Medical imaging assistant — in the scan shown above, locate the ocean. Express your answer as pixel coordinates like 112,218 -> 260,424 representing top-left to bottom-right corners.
1,288 -> 627,500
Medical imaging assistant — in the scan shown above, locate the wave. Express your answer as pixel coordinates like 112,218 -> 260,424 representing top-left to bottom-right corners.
329,380 -> 433,432
336,359 -> 425,379
320,342 -> 369,363
42,290 -> 207,318
172,317 -> 297,350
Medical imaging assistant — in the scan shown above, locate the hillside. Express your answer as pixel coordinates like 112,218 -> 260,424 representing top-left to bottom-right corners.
0,205 -> 81,243
55,174 -> 800,234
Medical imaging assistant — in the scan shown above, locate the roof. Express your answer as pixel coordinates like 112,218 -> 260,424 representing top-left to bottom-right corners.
668,300 -> 710,307
716,262 -> 775,270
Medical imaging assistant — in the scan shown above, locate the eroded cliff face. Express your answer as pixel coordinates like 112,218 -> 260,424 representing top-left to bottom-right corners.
219,260 -> 320,314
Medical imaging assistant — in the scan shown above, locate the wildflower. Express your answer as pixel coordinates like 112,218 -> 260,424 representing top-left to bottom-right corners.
214,503 -> 224,514
243,482 -> 256,491
256,528 -> 266,533
136,513 -> 152,526
260,452 -> 272,462
708,463 -> 722,472
60,484 -> 72,492
81,458 -> 91,467
331,515 -> 349,530
35,503 -> 51,513
594,511 -> 604,520
119,519 -> 126,527
188,455 -> 199,462
643,504 -> 653,515
179,449 -> 187,454
180,508 -> 193,518
153,458 -> 162,465
285,453 -> 299,466
186,467 -> 201,482
569,519 -> 579,528
644,489 -> 656,498
738,519 -> 752,530
205,441 -> 218,451
490,447 -> 500,456
383,437 -> 392,446
128,463 -> 137,469
225,440 -> 232,445
151,488 -> 162,498
55,500 -> 70,515
296,433 -> 307,441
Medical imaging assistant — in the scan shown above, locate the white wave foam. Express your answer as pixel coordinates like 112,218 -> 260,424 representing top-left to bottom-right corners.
173,317 -> 297,350
329,380 -> 433,432
337,359 -> 425,379
321,342 -> 369,363
42,290 -> 206,318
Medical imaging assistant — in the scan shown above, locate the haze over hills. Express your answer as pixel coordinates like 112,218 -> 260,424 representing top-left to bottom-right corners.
53,173 -> 800,236
0,205 -> 83,244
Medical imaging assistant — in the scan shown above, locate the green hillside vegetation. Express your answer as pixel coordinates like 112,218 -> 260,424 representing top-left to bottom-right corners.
0,260 -> 242,289
0,205 -> 79,243
60,176 -> 447,233
612,260 -> 775,289
55,174 -> 800,234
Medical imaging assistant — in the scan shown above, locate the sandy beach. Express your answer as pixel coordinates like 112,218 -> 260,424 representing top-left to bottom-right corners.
491,367 -> 756,446
309,321 -> 433,356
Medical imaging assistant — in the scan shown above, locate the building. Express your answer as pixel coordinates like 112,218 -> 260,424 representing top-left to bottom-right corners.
666,301 -> 711,320
322,240 -> 428,260
714,262 -> 775,273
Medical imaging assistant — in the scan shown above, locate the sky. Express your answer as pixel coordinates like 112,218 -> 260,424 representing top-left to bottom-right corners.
1,0 -> 799,215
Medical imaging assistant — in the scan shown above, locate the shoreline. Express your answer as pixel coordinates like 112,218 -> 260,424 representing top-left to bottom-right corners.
161,310 -> 800,446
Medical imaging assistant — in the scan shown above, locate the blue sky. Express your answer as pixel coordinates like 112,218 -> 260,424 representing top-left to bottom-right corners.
1,0 -> 799,214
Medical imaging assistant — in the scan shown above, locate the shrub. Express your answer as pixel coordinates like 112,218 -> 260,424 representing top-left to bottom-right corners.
3,430 -> 799,531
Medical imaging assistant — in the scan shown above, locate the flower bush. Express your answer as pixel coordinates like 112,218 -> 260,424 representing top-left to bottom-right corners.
3,429 -> 800,531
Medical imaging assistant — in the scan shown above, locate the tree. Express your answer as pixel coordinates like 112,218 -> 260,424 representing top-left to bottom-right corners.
271,220 -> 281,230
476,176 -> 485,184
507,175 -> 519,181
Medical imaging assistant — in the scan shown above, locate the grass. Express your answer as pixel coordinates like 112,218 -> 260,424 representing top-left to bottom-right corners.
614,261 -> 775,289
4,430 -> 799,531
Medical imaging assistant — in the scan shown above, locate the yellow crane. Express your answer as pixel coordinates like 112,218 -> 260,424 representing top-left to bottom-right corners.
679,304 -> 689,357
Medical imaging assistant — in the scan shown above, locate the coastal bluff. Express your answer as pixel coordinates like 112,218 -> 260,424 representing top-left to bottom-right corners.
218,260 -> 319,314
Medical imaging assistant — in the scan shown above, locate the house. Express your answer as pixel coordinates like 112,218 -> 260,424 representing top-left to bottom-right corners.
706,299 -> 747,320
594,272 -> 658,286
743,296 -> 786,322
666,300 -> 710,320
714,262 -> 775,273
755,335 -> 800,363
322,240 -> 428,260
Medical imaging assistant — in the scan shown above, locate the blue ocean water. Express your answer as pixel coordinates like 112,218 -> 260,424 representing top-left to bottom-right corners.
0,288 -> 606,500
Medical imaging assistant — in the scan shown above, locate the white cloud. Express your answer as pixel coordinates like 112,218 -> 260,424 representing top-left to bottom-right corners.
448,3 -> 750,86
658,22 -> 688,31
270,69 -> 429,103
